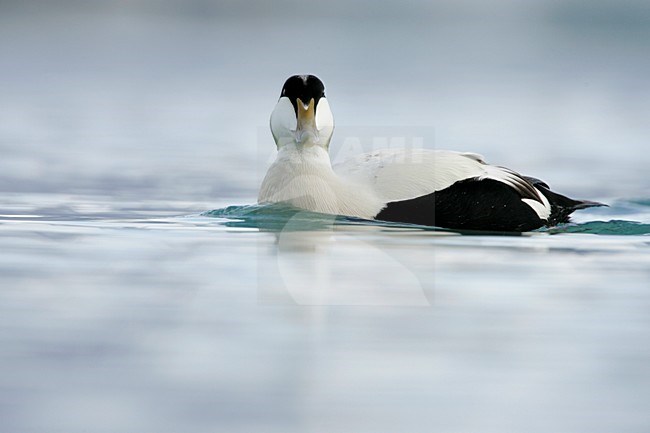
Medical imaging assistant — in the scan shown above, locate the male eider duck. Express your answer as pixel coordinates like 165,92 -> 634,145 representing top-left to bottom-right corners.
259,75 -> 604,232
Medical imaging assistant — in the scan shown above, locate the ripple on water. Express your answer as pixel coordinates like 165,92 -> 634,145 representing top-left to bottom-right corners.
544,220 -> 650,235
203,202 -> 650,236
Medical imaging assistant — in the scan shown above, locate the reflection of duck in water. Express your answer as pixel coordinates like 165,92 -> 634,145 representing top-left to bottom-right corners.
259,75 -> 604,232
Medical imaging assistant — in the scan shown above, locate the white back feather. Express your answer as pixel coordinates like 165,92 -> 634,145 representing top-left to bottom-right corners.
333,149 -> 486,202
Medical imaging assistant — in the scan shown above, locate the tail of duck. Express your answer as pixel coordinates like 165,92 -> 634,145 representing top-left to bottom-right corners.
527,179 -> 607,226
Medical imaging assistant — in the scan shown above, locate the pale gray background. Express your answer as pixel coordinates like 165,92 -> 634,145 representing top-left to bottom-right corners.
1,0 -> 648,201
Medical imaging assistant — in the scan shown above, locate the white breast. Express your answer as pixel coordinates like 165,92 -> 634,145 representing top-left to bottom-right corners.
258,144 -> 385,219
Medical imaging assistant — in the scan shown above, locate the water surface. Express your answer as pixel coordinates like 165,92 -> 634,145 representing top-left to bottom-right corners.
1,193 -> 649,432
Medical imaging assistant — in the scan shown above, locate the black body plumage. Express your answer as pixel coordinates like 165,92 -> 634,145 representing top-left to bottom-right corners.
376,178 -> 605,232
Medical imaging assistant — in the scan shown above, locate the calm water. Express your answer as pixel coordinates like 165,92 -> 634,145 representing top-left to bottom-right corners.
1,195 -> 649,433
2,1 -> 650,432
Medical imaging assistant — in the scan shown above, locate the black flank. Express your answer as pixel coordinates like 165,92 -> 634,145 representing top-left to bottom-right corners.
376,178 -> 546,232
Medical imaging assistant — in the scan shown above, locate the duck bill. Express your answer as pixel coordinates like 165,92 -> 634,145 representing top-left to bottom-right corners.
295,97 -> 319,144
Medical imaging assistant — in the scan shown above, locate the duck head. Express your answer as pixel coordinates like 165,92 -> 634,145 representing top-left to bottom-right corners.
270,75 -> 334,149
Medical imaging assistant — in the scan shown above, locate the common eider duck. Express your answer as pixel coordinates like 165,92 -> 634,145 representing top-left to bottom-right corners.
259,75 -> 604,232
